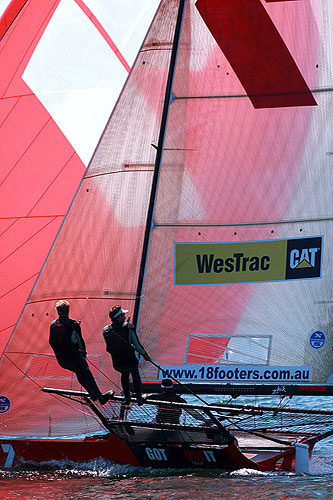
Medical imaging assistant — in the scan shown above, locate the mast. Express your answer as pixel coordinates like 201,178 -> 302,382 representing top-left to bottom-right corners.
133,0 -> 186,328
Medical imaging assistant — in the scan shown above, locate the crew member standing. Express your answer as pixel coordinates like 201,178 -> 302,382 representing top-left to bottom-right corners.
103,305 -> 150,405
49,300 -> 113,405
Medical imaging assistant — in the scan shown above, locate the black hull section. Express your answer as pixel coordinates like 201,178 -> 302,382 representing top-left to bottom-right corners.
140,382 -> 333,397
128,442 -> 258,470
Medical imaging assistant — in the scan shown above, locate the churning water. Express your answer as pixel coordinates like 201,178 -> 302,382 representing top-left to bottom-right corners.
1,396 -> 332,499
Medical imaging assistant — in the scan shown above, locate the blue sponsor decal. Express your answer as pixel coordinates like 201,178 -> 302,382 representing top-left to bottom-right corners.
0,396 -> 10,414
309,331 -> 326,350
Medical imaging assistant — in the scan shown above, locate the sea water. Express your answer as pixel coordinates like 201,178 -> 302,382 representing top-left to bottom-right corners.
1,396 -> 332,500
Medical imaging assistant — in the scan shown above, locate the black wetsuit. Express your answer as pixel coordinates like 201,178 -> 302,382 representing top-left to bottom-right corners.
146,391 -> 187,424
103,322 -> 144,399
49,316 -> 102,401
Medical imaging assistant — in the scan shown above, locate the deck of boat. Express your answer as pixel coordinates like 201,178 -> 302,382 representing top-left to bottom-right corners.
234,430 -> 311,451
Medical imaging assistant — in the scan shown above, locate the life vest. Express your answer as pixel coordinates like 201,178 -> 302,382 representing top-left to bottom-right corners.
103,322 -> 138,372
49,317 -> 82,368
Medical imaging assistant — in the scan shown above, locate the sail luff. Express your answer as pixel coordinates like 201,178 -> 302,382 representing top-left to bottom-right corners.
133,0 -> 186,329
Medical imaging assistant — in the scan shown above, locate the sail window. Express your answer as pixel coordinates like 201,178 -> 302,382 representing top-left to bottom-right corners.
185,334 -> 271,365
23,354 -> 102,379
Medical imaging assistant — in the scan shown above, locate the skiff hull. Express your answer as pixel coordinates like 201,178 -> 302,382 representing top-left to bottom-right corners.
0,433 -> 301,471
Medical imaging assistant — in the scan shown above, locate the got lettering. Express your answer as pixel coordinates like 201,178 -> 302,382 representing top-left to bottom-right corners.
145,447 -> 168,461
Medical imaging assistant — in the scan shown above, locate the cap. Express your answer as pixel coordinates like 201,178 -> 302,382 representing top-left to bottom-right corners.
161,378 -> 174,389
110,306 -> 129,319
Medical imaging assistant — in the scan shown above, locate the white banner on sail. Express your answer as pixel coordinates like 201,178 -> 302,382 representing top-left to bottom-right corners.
159,365 -> 312,382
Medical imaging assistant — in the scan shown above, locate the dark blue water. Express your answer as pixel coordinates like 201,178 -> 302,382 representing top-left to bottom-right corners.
1,396 -> 332,499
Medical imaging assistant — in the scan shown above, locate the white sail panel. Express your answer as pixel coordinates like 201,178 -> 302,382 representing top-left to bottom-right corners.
22,0 -> 160,166
84,0 -> 160,66
0,1 -> 12,16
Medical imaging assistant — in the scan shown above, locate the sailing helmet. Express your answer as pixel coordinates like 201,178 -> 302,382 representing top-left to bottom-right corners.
161,378 -> 174,391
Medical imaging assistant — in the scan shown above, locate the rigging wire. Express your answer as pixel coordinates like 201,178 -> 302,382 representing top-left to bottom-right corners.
86,357 -> 122,393
104,332 -> 296,443
3,353 -> 98,420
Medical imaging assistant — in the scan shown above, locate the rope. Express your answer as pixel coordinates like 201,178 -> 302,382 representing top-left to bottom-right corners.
3,353 -> 96,419
86,356 -> 122,393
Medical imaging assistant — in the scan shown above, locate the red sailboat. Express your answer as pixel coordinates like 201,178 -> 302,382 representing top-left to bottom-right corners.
1,0 -> 333,472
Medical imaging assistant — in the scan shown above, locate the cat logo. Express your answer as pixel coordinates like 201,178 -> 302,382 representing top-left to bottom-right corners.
290,248 -> 319,269
285,237 -> 322,280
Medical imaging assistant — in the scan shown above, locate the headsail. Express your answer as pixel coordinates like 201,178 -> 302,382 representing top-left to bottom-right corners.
0,0 -> 176,437
0,0 -> 159,355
